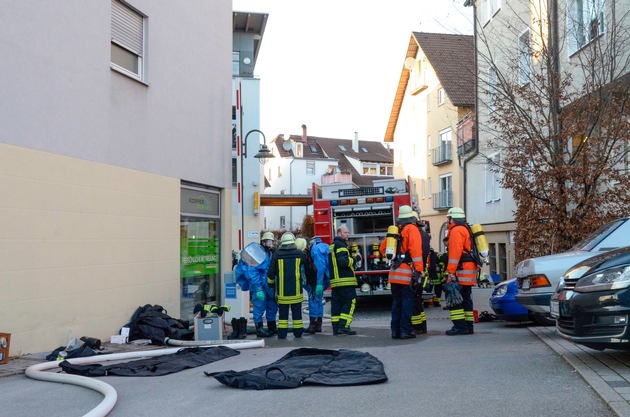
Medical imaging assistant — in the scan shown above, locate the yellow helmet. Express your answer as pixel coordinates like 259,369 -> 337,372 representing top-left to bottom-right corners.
447,207 -> 466,219
280,232 -> 295,246
261,231 -> 275,241
295,237 -> 307,251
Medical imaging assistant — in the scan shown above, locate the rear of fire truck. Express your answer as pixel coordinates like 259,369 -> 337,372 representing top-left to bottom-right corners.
312,177 -> 430,298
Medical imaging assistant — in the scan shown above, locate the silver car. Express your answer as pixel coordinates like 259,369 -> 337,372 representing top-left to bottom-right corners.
515,217 -> 630,326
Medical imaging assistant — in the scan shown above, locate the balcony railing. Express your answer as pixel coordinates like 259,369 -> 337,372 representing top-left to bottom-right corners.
432,191 -> 452,210
432,144 -> 452,165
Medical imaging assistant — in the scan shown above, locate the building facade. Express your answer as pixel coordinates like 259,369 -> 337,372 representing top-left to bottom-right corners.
464,0 -> 630,280
0,0 -> 233,354
385,32 -> 475,252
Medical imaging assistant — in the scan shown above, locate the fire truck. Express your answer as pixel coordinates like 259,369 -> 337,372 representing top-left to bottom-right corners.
312,176 -> 430,297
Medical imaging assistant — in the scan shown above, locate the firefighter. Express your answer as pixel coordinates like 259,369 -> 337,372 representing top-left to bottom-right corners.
445,207 -> 479,335
267,232 -> 307,339
328,225 -> 358,335
411,212 -> 430,335
250,231 -> 278,337
381,205 -> 425,339
304,236 -> 329,334
429,248 -> 447,308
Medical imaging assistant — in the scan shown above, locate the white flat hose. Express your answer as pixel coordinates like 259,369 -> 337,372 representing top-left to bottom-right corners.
25,339 -> 264,417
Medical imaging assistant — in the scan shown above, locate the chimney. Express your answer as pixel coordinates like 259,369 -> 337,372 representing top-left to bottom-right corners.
353,131 -> 359,153
301,124 -> 307,142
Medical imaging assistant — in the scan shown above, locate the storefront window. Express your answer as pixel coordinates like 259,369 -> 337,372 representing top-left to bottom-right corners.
180,186 -> 220,322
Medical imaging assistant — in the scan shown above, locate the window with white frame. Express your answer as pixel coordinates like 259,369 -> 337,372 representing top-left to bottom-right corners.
280,216 -> 286,229
421,179 -> 426,199
295,143 -> 303,158
232,52 -> 240,76
439,174 -> 452,208
427,94 -> 431,112
379,165 -> 393,176
518,28 -> 532,85
427,135 -> 432,155
438,88 -> 445,105
306,161 -> 315,175
427,177 -> 432,198
363,164 -> 377,175
438,128 -> 452,161
482,0 -> 502,25
111,0 -> 145,81
488,65 -> 498,112
567,0 -> 605,55
485,153 -> 501,202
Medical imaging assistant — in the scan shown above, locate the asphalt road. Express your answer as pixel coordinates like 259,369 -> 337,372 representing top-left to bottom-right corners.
0,289 -> 616,417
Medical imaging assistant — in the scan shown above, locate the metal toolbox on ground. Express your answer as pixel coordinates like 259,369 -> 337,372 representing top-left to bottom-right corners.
194,314 -> 222,341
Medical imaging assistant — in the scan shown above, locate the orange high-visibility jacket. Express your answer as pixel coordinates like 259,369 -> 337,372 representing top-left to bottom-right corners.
446,222 -> 479,286
380,224 -> 424,285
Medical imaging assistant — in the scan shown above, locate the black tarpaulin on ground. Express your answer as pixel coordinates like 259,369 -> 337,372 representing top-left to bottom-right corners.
59,346 -> 239,377
206,347 -> 388,390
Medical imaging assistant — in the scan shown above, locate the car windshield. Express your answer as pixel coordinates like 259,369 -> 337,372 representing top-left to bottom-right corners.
571,219 -> 626,252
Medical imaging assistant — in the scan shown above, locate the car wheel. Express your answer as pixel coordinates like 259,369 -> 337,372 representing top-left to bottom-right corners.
531,313 -> 555,326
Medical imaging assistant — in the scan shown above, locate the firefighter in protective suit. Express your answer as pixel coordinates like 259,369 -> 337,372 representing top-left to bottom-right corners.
250,231 -> 278,337
267,232 -> 307,339
445,207 -> 479,335
304,236 -> 329,333
380,205 -> 425,339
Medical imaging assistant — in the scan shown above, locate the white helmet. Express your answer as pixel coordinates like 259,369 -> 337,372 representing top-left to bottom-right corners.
447,207 -> 466,219
261,231 -> 275,241
361,283 -> 371,293
295,237 -> 307,251
280,232 -> 295,246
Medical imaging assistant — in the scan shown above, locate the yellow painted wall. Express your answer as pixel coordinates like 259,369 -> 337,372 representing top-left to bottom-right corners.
0,144 -> 181,355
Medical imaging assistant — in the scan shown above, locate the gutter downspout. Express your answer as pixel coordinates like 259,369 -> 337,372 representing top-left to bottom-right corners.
462,1 -> 480,216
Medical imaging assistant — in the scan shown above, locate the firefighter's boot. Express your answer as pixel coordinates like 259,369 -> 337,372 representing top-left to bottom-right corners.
306,318 -> 317,334
255,322 -> 270,338
227,318 -> 240,340
267,320 -> 277,337
446,320 -> 469,336
466,321 -> 474,335
315,317 -> 323,333
238,317 -> 248,339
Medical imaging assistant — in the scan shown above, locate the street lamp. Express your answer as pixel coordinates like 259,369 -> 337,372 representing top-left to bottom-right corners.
243,129 -> 275,165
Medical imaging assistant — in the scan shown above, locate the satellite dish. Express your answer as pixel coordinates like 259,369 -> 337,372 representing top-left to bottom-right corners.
404,57 -> 416,70
282,140 -> 293,151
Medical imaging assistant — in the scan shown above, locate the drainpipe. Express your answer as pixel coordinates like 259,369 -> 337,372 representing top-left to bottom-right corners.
462,1 -> 480,215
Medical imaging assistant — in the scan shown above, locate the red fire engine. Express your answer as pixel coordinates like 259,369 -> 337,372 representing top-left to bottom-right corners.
312,176 -> 424,296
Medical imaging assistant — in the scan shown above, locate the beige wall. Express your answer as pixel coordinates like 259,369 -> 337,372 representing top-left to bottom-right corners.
0,144 -> 181,355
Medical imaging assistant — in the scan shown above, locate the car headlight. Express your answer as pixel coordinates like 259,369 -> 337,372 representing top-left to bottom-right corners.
574,265 -> 630,292
494,285 -> 508,297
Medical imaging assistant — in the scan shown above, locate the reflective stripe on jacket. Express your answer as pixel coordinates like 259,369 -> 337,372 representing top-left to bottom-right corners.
446,221 -> 479,286
268,245 -> 306,304
379,224 -> 424,285
328,237 -> 357,288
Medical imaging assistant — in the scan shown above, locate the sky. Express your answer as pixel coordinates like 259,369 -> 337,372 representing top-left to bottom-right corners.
232,0 -> 474,143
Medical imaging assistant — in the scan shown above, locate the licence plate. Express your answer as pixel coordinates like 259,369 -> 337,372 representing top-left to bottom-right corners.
550,300 -> 559,318
521,278 -> 530,290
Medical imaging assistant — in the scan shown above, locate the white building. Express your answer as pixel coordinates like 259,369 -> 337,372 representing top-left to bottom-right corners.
0,0 -> 233,355
264,125 -> 394,231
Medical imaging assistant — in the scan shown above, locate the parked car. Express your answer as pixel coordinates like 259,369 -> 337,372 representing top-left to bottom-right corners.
489,279 -> 531,322
551,246 -> 630,350
515,217 -> 630,326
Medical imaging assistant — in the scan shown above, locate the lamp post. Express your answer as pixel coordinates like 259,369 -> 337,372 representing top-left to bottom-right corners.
243,129 -> 275,165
